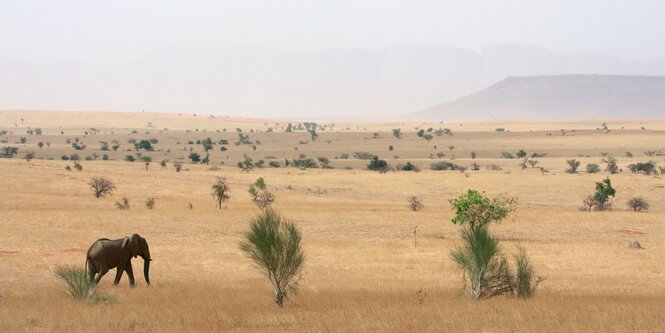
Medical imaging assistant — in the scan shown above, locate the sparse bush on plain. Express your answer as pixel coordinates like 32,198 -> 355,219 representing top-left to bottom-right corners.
115,197 -> 130,210
212,177 -> 230,209
627,197 -> 649,212
239,208 -> 304,307
409,196 -> 424,211
586,163 -> 601,173
88,177 -> 116,198
173,161 -> 183,172
431,161 -> 459,171
583,178 -> 615,211
566,159 -> 580,173
501,152 -> 514,159
450,191 -> 540,299
628,161 -> 656,175
401,162 -> 419,171
604,156 -> 619,174
249,177 -> 274,209
367,156 -> 388,173
353,152 -> 375,160
145,197 -> 155,209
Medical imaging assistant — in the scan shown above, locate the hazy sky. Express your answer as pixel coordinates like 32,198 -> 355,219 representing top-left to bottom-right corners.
2,0 -> 664,64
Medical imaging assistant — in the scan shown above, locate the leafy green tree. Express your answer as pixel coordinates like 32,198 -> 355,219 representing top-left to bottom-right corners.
450,189 -> 516,231
516,149 -> 527,158
136,140 -> 154,151
367,156 -> 388,172
593,177 -> 616,211
240,209 -> 304,307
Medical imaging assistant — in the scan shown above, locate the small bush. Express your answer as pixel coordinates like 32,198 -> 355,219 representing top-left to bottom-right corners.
586,163 -> 600,173
88,177 -> 116,198
401,162 -> 419,171
249,178 -> 274,209
367,156 -> 388,172
239,209 -> 304,307
408,196 -> 424,211
627,197 -> 649,212
353,152 -> 375,160
431,162 -> 459,171
173,161 -> 183,172
73,161 -> 83,171
212,177 -> 230,209
501,152 -> 514,159
115,197 -> 130,210
566,159 -> 580,173
145,197 -> 155,209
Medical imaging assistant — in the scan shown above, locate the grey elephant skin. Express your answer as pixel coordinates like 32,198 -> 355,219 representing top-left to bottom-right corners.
85,233 -> 151,286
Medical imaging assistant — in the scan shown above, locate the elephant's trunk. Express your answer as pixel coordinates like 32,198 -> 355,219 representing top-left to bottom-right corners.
143,258 -> 151,285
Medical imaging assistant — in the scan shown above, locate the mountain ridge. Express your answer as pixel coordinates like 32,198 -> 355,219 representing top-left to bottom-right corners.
413,74 -> 665,121
2,42 -> 665,118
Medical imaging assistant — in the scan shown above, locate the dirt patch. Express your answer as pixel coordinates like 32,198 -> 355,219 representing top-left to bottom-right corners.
616,229 -> 646,236
0,250 -> 19,256
59,248 -> 85,253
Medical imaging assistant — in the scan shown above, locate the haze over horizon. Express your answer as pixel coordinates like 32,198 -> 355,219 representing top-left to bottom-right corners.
2,1 -> 665,119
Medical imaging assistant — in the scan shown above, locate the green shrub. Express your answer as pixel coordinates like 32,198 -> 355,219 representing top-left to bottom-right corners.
353,152 -> 375,160
401,162 -> 418,171
566,159 -> 580,173
367,156 -> 388,172
430,161 -> 458,171
239,208 -> 304,307
586,163 -> 600,173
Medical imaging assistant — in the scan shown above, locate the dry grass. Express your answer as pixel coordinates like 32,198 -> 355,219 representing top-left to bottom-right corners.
1,111 -> 665,332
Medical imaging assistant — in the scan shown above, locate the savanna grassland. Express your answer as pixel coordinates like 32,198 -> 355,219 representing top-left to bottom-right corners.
1,110 -> 665,332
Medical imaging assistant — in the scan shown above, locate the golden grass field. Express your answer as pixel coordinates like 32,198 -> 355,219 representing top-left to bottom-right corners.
1,110 -> 665,332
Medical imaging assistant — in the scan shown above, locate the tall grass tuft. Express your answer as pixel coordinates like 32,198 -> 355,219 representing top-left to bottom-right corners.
54,265 -> 115,303
514,247 -> 544,298
54,265 -> 97,301
240,208 -> 305,307
451,227 -> 514,299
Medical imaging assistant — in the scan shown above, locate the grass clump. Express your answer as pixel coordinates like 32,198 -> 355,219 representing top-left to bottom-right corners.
54,265 -> 113,303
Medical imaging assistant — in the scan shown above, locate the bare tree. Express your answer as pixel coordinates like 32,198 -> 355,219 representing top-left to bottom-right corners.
88,177 -> 116,198
211,177 -> 230,209
627,197 -> 649,212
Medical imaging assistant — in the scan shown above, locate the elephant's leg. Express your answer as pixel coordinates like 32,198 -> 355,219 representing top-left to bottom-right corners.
87,263 -> 97,282
95,266 -> 109,284
113,265 -> 125,286
125,263 -> 135,287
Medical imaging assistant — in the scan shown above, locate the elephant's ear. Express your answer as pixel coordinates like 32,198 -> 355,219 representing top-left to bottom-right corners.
123,234 -> 140,258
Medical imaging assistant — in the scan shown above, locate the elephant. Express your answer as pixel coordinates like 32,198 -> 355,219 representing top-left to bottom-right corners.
85,233 -> 151,286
